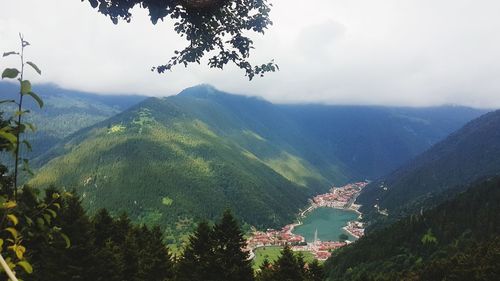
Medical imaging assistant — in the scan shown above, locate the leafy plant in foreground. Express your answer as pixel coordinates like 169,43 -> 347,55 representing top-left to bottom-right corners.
1,34 -> 68,280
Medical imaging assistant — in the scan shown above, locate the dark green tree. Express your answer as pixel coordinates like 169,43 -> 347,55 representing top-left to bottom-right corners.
211,209 -> 254,281
269,245 -> 304,281
137,226 -> 174,281
120,229 -> 140,281
306,260 -> 324,281
176,221 -> 216,281
256,258 -> 273,281
92,209 -> 115,248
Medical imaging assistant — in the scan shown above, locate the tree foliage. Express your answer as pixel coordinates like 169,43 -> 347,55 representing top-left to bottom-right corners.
82,0 -> 278,79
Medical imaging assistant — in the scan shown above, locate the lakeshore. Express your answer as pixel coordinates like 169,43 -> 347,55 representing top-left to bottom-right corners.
248,181 -> 368,261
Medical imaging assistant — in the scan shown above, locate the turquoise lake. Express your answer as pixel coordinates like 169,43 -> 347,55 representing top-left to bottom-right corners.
293,207 -> 358,242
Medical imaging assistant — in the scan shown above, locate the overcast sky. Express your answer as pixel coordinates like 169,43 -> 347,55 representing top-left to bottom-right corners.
1,0 -> 500,107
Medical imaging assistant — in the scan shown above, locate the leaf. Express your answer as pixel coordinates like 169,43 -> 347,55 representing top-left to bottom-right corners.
26,91 -> 43,108
46,208 -> 57,218
52,202 -> 61,209
20,80 -> 32,94
36,217 -> 45,228
0,130 -> 17,145
17,261 -> 33,274
15,245 -> 26,259
2,201 -> 17,209
0,99 -> 16,105
22,159 -> 33,176
7,214 -> 18,226
2,51 -> 19,57
42,213 -> 51,224
26,61 -> 41,75
25,122 -> 36,132
25,216 -> 33,226
1,68 -> 20,79
0,239 -> 3,250
60,233 -> 71,249
22,140 -> 32,151
5,227 -> 18,239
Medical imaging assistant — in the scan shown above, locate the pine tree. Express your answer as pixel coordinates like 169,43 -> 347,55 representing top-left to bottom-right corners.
256,258 -> 274,281
306,260 -> 324,281
211,209 -> 254,281
137,226 -> 174,281
120,228 -> 140,281
176,221 -> 216,281
270,245 -> 303,281
92,240 -> 125,281
92,209 -> 115,248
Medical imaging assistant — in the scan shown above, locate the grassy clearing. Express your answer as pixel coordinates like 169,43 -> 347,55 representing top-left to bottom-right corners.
252,246 -> 316,269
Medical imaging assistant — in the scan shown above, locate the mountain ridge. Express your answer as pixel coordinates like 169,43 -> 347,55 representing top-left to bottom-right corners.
357,109 -> 500,225
26,85 -> 488,242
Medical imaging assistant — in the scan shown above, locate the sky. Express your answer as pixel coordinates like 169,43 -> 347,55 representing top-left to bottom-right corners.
1,0 -> 500,108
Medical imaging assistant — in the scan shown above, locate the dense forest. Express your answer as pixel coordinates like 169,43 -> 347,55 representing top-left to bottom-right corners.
324,177 -> 500,280
0,177 -> 324,281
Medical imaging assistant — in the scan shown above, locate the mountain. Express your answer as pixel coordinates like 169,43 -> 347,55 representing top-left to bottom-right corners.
357,109 -> 500,221
28,85 -> 486,241
0,82 -> 147,158
324,176 -> 500,281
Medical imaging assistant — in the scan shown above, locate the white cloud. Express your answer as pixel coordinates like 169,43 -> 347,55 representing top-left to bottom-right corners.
1,0 -> 500,108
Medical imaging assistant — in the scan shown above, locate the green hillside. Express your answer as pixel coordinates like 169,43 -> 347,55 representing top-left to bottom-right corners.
29,85 -> 486,241
30,97 -> 311,243
324,177 -> 500,281
0,82 -> 146,159
357,109 -> 500,224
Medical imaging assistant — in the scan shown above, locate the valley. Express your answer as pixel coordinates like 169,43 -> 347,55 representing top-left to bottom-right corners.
24,85 -> 487,242
2,2 -> 500,279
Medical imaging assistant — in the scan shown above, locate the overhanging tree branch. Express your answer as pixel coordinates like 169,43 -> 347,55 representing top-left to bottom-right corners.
82,0 -> 278,80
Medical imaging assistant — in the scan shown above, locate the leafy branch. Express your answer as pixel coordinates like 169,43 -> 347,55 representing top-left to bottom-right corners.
82,0 -> 279,80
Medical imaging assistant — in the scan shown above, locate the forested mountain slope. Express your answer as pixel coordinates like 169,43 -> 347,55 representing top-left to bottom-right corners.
0,82 -> 146,158
325,177 -> 500,281
28,85 -> 485,239
357,109 -> 500,221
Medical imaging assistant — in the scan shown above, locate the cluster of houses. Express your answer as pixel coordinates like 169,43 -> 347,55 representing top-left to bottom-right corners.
247,224 -> 305,249
247,225 -> 349,260
292,240 -> 348,260
344,221 -> 365,239
310,182 -> 368,209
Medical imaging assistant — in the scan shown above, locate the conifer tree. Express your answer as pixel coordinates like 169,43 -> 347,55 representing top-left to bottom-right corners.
176,221 -> 216,281
306,260 -> 324,281
269,245 -> 303,281
137,226 -> 174,281
121,229 -> 140,281
92,240 -> 125,281
211,209 -> 254,281
92,209 -> 115,248
256,258 -> 274,281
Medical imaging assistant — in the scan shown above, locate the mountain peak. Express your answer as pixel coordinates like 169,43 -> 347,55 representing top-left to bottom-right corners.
177,84 -> 220,98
